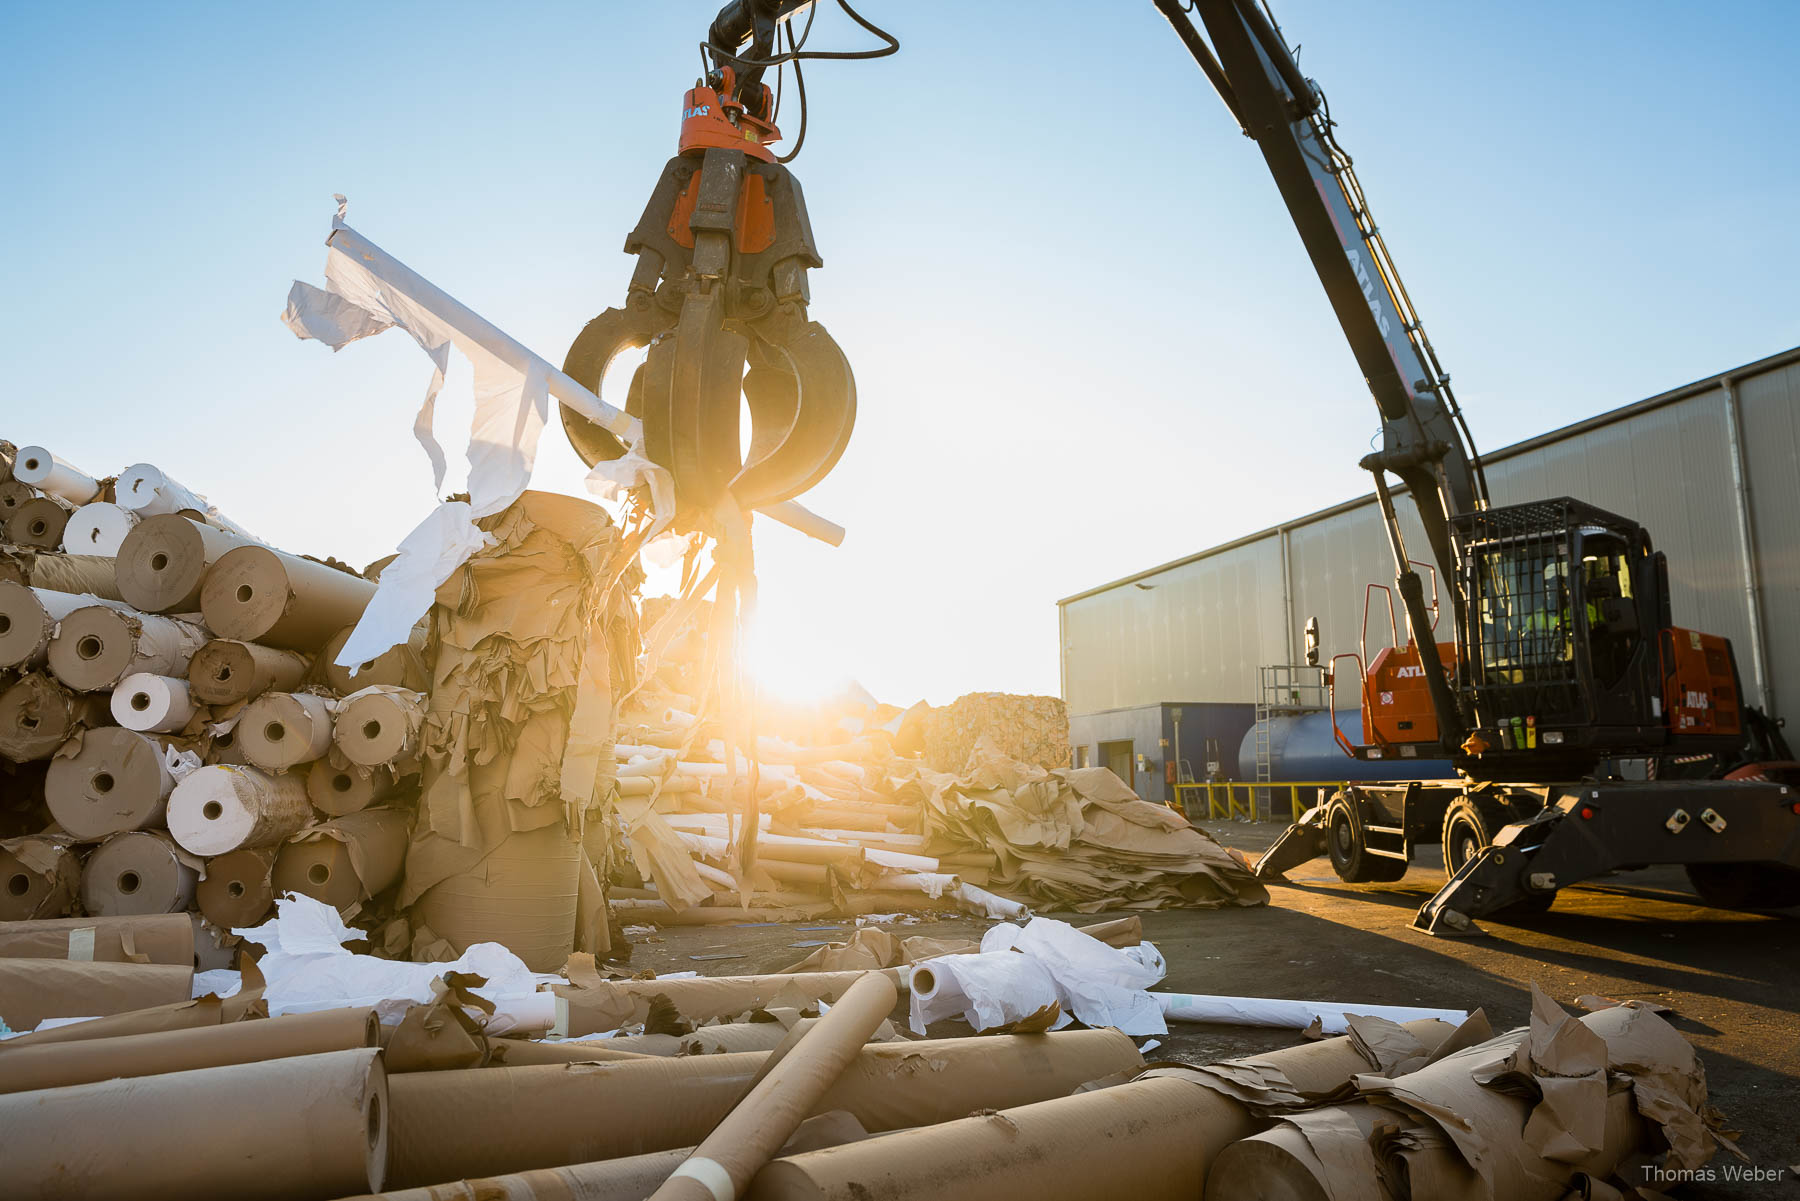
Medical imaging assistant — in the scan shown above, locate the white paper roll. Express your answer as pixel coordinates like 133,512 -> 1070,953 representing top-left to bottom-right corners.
62,502 -> 141,556
167,765 -> 313,855
13,445 -> 101,505
116,463 -> 258,541
111,672 -> 198,733
909,952 -> 1063,1034
1153,992 -> 1469,1034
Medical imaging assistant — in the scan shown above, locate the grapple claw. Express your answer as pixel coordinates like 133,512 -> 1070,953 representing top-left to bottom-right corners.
559,300 -> 674,465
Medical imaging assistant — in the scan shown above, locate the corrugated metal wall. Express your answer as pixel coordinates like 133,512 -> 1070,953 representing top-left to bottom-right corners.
1060,348 -> 1800,723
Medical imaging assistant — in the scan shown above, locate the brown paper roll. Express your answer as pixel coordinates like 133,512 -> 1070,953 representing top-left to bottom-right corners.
415,823 -> 581,972
0,549 -> 124,599
0,958 -> 193,1029
0,478 -> 35,516
557,969 -> 910,1036
47,603 -> 209,692
200,544 -> 377,650
307,758 -> 395,816
386,1030 -> 1142,1187
44,727 -> 174,840
334,686 -> 425,767
0,913 -> 195,964
0,672 -> 110,761
320,624 -> 428,695
6,495 -> 73,549
0,1006 -> 380,1095
167,764 -> 313,855
80,830 -> 199,915
115,513 -> 248,613
0,584 -> 120,670
0,1047 -> 388,1200
273,808 -> 410,909
187,637 -> 311,705
750,1075 -> 1213,1201
239,690 -> 335,771
651,973 -> 898,1201
0,973 -> 263,1048
0,834 -> 81,920
196,847 -> 278,928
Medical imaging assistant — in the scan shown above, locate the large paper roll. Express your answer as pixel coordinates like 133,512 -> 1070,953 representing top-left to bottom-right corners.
115,513 -> 250,614
334,686 -> 425,767
45,727 -> 175,841
0,673 -> 109,761
62,501 -> 141,556
7,495 -> 75,549
307,759 -> 395,816
0,584 -> 129,671
320,624 -> 428,694
0,1047 -> 388,1200
0,1006 -> 380,1095
239,690 -> 335,771
0,478 -> 30,516
187,637 -> 310,705
80,830 -> 199,916
273,808 -> 410,910
111,671 -> 197,733
168,765 -> 312,855
201,544 -> 376,651
0,913 -> 195,965
386,1030 -> 1142,1187
0,958 -> 194,1029
414,823 -> 581,972
195,847 -> 278,929
0,834 -> 81,920
0,549 -> 123,598
12,445 -> 100,505
47,603 -> 209,692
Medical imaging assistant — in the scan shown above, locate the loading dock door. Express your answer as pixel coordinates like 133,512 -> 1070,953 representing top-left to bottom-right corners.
1100,740 -> 1134,787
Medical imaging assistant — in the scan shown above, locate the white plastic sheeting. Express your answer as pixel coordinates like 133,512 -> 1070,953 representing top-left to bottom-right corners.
232,892 -> 554,1030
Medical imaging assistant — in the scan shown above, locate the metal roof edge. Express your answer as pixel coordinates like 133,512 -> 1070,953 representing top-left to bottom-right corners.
1057,343 -> 1800,607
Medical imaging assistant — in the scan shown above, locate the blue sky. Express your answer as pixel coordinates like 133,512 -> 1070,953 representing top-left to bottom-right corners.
4,1 -> 1796,705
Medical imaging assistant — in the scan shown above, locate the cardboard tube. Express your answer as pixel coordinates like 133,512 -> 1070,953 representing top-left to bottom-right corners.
187,637 -> 310,705
0,672 -> 109,761
44,727 -> 175,840
0,549 -> 124,598
556,970 -> 908,1037
200,543 -> 377,650
334,685 -> 425,767
239,690 -> 335,771
111,671 -> 197,733
47,603 -> 209,691
7,495 -> 74,549
196,846 -> 278,928
341,1111 -> 871,1201
274,808 -> 410,909
80,830 -> 198,916
63,500 -> 140,556
13,445 -> 100,505
0,834 -> 80,920
0,958 -> 194,1029
116,513 -> 250,613
0,913 -> 194,964
0,584 -> 130,671
308,758 -> 395,815
649,973 -> 897,1201
321,624 -> 427,694
168,764 -> 313,855
0,1047 -> 388,1200
0,975 -> 264,1048
387,1030 -> 1140,1187
1156,992 -> 1469,1034
0,1005 -> 380,1095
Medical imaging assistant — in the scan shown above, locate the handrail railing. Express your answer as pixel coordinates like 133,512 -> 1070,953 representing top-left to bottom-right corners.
1170,780 -> 1350,824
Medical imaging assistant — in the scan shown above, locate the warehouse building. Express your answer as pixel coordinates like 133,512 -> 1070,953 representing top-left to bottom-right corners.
1059,345 -> 1800,804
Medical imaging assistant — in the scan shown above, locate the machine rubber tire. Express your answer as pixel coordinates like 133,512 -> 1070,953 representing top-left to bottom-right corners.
1325,795 -> 1408,883
1686,863 -> 1800,911
1440,797 -> 1555,915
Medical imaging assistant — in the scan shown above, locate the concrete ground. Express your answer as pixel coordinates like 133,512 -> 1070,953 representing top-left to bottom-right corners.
622,821 -> 1798,1199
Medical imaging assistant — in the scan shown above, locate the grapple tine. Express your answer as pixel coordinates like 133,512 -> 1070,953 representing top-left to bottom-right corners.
559,301 -> 673,466
730,321 -> 856,510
